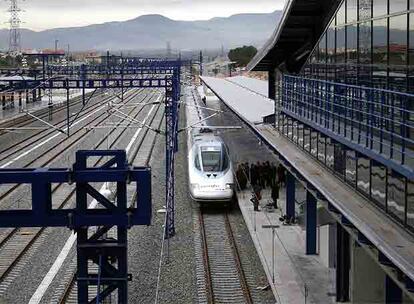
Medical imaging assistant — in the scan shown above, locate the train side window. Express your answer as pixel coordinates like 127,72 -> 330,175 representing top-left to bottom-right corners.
195,154 -> 201,170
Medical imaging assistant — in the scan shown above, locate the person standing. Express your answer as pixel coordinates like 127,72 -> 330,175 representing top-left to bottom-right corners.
238,164 -> 247,190
271,182 -> 279,209
251,184 -> 262,211
262,161 -> 268,189
250,164 -> 257,186
243,162 -> 250,181
256,161 -> 266,189
277,165 -> 286,188
271,162 -> 277,186
236,164 -> 243,191
265,161 -> 272,188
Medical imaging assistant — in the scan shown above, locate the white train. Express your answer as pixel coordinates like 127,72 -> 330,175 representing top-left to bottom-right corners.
186,86 -> 235,202
188,128 -> 235,202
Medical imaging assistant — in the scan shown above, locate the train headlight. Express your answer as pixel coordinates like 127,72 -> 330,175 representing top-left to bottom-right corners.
191,183 -> 200,190
225,183 -> 234,189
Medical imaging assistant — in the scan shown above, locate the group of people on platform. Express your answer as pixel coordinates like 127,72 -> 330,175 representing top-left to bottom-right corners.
235,161 -> 287,212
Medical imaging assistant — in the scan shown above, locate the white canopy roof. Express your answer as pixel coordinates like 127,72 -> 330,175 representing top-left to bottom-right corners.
200,76 -> 273,123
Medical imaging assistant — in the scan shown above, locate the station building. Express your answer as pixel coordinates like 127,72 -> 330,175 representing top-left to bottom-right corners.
244,0 -> 414,302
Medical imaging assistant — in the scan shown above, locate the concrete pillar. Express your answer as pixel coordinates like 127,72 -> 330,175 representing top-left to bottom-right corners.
319,224 -> 336,268
306,191 -> 317,255
26,90 -> 29,103
386,275 -> 402,304
18,92 -> 22,107
32,90 -> 36,103
286,172 -> 295,220
350,241 -> 385,303
336,223 -> 350,302
268,69 -> 276,100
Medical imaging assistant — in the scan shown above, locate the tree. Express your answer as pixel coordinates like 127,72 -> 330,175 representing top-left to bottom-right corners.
228,45 -> 258,67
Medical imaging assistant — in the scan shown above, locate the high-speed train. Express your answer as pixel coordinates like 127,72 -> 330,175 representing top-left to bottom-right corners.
188,128 -> 235,202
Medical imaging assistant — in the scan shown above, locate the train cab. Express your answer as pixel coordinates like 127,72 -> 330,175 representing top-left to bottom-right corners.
188,131 -> 234,202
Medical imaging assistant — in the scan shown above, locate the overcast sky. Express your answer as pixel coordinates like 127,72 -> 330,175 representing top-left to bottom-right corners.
1,0 -> 286,31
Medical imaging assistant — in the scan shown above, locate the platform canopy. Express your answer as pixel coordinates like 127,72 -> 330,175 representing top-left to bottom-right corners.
247,0 -> 342,73
200,76 -> 274,124
226,76 -> 268,97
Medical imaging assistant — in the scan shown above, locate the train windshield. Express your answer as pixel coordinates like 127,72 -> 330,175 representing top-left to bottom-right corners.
201,150 -> 221,172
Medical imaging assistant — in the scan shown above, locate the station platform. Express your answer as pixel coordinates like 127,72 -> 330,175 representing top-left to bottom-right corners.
200,75 -> 414,299
238,188 -> 336,304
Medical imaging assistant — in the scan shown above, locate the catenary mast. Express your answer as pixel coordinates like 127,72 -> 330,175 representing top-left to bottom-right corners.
6,0 -> 23,54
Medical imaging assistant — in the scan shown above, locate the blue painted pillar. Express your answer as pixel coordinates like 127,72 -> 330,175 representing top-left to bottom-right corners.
286,172 -> 295,220
336,224 -> 350,302
306,191 -> 317,255
386,275 -> 402,304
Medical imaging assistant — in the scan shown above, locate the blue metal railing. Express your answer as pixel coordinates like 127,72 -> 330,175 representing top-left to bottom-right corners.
281,75 -> 414,172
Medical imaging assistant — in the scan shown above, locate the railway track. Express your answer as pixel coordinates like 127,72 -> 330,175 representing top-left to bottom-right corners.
0,88 -> 124,137
0,91 -> 94,133
0,89 -> 146,203
0,90 -> 162,295
198,209 -> 253,304
0,89 -> 138,164
54,92 -> 166,304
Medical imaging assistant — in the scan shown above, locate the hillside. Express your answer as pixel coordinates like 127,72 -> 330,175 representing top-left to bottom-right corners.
0,11 -> 282,51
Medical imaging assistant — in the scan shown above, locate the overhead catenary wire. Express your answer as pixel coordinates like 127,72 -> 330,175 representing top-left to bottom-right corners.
195,82 -> 315,303
0,72 -> 142,135
189,84 -> 285,304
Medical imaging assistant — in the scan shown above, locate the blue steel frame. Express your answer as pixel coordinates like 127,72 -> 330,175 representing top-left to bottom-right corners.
0,150 -> 151,302
1,66 -> 181,240
0,59 -> 193,77
279,75 -> 414,232
0,77 -> 174,91
74,150 -> 150,303
0,58 -> 182,301
281,75 -> 414,178
276,76 -> 414,298
306,191 -> 317,255
0,60 -> 181,237
201,77 -> 414,301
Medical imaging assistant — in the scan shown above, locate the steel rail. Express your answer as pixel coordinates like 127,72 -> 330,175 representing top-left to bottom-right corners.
0,90 -> 155,287
57,95 -> 165,304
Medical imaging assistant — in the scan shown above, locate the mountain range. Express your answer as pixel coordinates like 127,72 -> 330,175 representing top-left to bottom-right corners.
0,11 -> 282,51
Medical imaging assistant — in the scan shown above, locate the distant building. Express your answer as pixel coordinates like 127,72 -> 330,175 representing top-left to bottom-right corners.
41,49 -> 66,55
70,51 -> 102,64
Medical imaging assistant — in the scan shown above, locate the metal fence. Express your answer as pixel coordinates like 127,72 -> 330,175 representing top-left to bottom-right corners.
281,75 -> 414,169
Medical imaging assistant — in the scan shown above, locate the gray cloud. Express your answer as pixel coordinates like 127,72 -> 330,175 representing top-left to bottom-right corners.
2,0 -> 285,30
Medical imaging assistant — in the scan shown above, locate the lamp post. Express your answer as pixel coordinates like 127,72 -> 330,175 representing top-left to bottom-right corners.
262,224 -> 280,284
